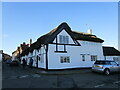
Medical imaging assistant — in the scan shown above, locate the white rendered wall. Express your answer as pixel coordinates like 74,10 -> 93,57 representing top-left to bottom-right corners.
32,50 -> 37,67
12,54 -> 15,61
53,29 -> 75,44
48,42 -> 104,69
30,45 -> 46,69
21,56 -> 25,64
105,56 -> 113,60
118,57 -> 120,64
21,46 -> 46,69
27,52 -> 32,65
37,46 -> 46,69
48,30 -> 104,69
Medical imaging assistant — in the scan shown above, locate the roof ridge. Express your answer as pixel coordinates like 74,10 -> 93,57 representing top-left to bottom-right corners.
72,30 -> 96,36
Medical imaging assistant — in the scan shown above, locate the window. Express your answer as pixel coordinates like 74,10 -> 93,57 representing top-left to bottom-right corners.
60,56 -> 70,63
110,61 -> 117,65
91,55 -> 97,61
59,35 -> 69,44
82,55 -> 85,61
105,61 -> 111,65
113,57 -> 118,61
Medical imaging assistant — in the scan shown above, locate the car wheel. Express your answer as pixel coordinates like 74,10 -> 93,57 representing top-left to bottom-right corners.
104,69 -> 110,75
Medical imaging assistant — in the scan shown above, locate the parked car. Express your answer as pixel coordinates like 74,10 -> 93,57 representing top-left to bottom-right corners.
92,60 -> 120,75
9,60 -> 19,66
6,59 -> 12,64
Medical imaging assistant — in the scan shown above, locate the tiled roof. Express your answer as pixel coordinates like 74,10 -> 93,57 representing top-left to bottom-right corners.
103,46 -> 120,56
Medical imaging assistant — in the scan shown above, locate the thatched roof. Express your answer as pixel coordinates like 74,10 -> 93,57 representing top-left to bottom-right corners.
21,22 -> 104,56
103,46 -> 120,56
72,31 -> 104,42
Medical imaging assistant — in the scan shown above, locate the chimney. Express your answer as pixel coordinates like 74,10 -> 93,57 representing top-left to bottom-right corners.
23,42 -> 26,45
29,39 -> 32,47
88,29 -> 92,34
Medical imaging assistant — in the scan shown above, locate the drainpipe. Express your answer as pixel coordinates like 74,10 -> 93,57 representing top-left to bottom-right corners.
45,44 -> 48,71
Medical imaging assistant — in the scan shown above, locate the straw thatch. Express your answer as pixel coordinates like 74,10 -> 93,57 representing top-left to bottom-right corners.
21,22 -> 104,56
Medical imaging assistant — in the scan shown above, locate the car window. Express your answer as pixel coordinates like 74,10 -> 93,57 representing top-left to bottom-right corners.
94,61 -> 105,64
94,61 -> 100,64
100,61 -> 105,64
110,61 -> 117,65
105,61 -> 111,65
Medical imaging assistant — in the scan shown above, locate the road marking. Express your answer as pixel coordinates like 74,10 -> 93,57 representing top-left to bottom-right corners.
94,84 -> 105,88
32,74 -> 40,78
19,75 -> 29,78
113,81 -> 120,84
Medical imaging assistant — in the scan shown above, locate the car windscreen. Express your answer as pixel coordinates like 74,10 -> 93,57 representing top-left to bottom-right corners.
94,61 -> 106,64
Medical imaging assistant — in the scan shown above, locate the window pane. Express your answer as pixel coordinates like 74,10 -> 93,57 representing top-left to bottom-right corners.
63,36 -> 66,44
105,61 -> 110,65
110,61 -> 117,65
91,56 -> 93,61
64,57 -> 67,62
67,57 -> 70,63
82,55 -> 85,61
91,55 -> 97,61
61,57 -> 63,63
66,36 -> 69,44
59,35 -> 69,44
60,56 -> 70,63
59,35 -> 62,43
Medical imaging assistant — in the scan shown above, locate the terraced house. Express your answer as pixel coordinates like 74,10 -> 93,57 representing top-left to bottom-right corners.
21,22 -> 105,70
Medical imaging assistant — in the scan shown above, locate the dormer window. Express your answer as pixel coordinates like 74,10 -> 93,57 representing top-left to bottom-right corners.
59,35 -> 69,44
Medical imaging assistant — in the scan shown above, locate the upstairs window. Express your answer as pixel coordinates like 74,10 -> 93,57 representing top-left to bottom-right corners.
59,35 -> 69,44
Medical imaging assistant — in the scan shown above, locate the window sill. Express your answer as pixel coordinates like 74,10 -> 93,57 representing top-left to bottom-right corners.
54,51 -> 67,53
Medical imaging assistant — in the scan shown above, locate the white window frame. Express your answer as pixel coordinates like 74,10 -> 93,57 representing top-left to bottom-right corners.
59,35 -> 69,44
60,56 -> 70,63
91,55 -> 97,61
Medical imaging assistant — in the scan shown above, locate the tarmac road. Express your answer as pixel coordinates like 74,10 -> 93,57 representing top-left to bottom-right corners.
2,61 -> 120,89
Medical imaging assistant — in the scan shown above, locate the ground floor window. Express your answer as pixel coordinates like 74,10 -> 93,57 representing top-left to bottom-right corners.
113,57 -> 119,61
60,56 -> 70,63
91,55 -> 97,61
80,54 -> 85,61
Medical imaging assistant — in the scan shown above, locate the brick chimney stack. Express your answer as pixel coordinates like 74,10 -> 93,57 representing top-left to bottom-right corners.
29,39 -> 32,47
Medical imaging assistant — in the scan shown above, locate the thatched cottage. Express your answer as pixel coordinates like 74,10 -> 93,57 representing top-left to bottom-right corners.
20,22 -> 107,70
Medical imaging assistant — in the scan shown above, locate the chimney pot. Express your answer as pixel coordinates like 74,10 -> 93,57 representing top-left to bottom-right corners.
88,29 -> 92,34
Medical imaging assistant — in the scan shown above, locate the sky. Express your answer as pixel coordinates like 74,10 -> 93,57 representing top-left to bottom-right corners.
2,2 -> 118,55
